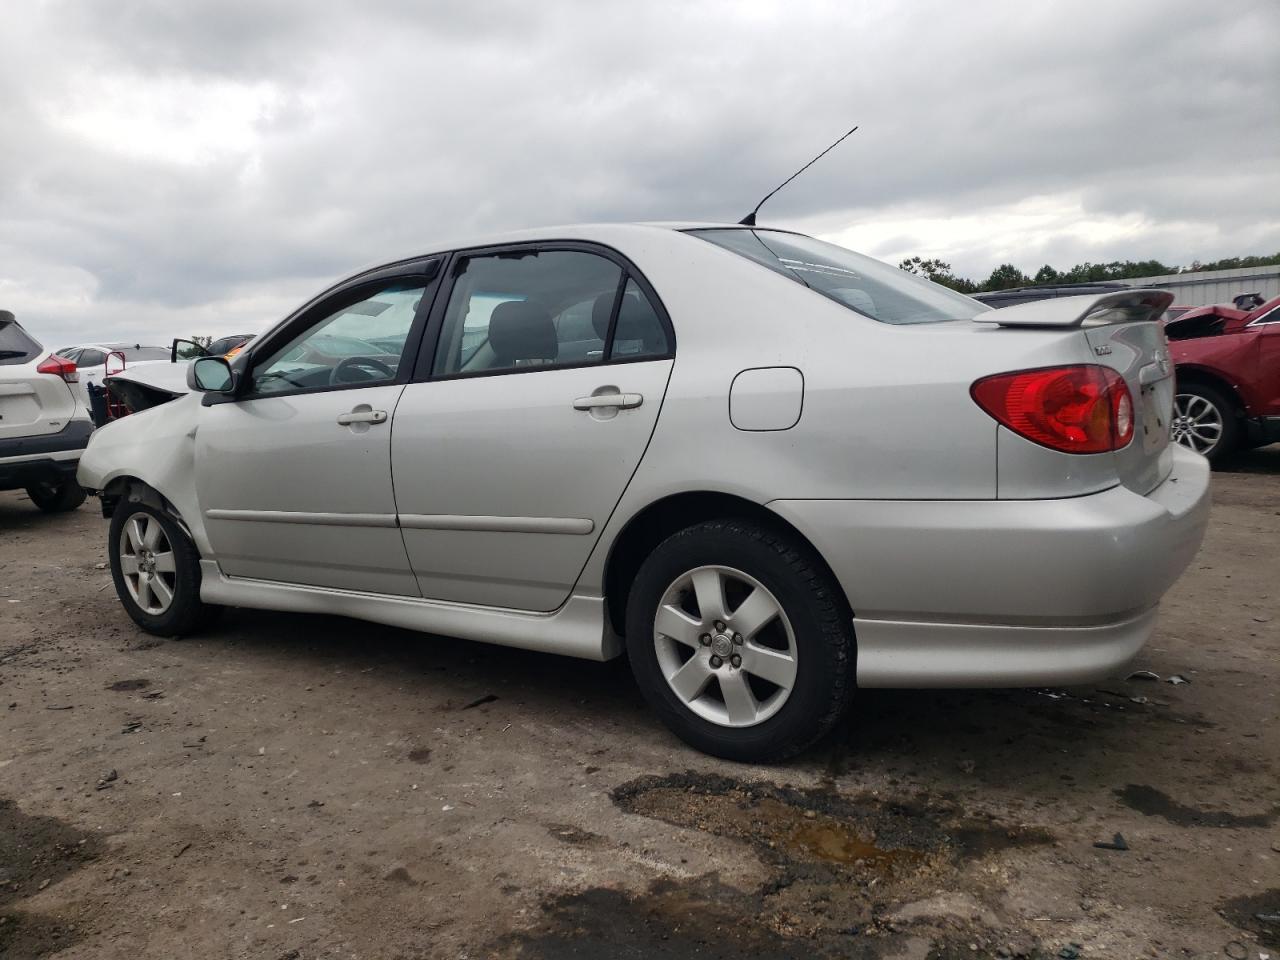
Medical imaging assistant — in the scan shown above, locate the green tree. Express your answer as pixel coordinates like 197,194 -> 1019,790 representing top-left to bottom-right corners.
982,264 -> 1030,291
897,256 -> 978,293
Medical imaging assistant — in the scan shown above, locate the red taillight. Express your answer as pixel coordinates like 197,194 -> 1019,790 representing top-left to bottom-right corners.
971,364 -> 1134,454
37,354 -> 79,383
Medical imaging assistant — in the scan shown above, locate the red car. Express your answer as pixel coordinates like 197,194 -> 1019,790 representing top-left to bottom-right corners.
1165,294 -> 1280,462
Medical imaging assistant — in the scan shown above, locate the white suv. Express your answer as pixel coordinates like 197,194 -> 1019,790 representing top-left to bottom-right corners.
0,310 -> 93,512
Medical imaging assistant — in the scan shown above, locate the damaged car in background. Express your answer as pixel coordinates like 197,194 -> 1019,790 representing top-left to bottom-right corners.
77,224 -> 1210,761
1163,294 -> 1280,462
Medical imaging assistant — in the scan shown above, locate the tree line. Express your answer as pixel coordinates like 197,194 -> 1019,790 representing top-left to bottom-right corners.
898,252 -> 1280,294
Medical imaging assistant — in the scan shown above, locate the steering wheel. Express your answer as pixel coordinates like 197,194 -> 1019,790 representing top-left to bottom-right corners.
330,355 -> 395,385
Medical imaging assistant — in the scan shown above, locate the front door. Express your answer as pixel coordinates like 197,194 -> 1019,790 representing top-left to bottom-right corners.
196,271 -> 436,595
391,246 -> 675,611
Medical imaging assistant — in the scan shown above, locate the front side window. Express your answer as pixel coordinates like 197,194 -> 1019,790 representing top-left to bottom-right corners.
250,281 -> 426,394
688,228 -> 989,325
78,348 -> 107,368
432,249 -> 669,377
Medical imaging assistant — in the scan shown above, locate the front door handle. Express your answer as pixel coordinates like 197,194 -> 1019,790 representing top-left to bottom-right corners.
336,409 -> 388,426
572,393 -> 643,411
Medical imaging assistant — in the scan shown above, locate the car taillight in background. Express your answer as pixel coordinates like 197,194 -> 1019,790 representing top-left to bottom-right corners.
37,354 -> 79,383
971,364 -> 1134,454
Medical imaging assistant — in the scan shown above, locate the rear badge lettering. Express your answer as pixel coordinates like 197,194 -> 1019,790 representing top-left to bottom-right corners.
1094,344 -> 1113,356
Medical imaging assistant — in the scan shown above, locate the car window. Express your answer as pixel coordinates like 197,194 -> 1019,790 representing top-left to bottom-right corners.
688,228 -> 989,325
607,279 -> 669,360
0,320 -> 42,365
79,349 -> 108,368
119,346 -> 170,362
249,281 -> 426,395
433,250 -> 625,376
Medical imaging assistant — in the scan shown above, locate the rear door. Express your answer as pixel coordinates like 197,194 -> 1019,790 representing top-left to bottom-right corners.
391,244 -> 675,611
0,321 -> 77,441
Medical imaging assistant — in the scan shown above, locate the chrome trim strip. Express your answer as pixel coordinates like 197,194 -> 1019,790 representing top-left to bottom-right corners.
397,514 -> 594,535
205,509 -> 398,528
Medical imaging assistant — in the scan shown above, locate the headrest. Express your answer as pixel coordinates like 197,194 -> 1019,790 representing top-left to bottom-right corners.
489,300 -> 556,364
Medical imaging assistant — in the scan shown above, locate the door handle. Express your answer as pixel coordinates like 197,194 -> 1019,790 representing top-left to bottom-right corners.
572,393 -> 643,411
336,409 -> 388,425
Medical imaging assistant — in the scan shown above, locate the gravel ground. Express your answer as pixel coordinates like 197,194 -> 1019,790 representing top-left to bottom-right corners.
1,450 -> 1278,960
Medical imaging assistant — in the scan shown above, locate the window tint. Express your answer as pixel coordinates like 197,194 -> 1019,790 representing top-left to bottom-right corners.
78,349 -> 107,368
689,228 -> 989,325
119,346 -> 170,362
433,251 -> 623,376
250,280 -> 425,394
0,320 -> 42,365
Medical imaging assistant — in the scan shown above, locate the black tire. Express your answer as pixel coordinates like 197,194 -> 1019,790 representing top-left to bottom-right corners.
25,479 -> 86,513
625,518 -> 854,762
1173,382 -> 1239,465
108,501 -> 216,637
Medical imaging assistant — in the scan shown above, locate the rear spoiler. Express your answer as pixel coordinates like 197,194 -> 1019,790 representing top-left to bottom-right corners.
973,289 -> 1174,328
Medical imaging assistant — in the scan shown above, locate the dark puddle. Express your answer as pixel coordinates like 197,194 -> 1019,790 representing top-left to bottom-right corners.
493,773 -> 1053,958
1219,888 -> 1280,948
1116,784 -> 1279,828
0,798 -> 103,959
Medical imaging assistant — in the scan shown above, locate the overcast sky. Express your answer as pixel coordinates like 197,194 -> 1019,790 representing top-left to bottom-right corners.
2,0 -> 1277,347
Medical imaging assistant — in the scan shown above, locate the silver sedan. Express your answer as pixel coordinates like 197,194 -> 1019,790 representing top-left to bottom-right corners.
78,223 -> 1210,760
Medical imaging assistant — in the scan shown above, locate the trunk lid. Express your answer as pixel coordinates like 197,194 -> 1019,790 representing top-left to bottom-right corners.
976,289 -> 1176,495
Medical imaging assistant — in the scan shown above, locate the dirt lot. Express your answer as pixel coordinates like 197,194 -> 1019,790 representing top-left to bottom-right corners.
2,451 -> 1278,960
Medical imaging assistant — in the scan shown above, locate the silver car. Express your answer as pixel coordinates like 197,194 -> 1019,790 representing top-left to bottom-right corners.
77,224 -> 1211,760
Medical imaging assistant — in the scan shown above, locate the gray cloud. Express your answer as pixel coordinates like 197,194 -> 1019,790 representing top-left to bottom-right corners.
1,0 -> 1277,346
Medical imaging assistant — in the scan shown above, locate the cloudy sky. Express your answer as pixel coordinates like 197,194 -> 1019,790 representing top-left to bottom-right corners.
1,0 -> 1277,347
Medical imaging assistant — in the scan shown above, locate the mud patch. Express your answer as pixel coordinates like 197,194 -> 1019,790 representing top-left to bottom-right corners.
546,824 -> 606,848
1116,784 -> 1279,828
406,748 -> 432,764
1219,888 -> 1280,948
0,799 -> 102,908
105,678 -> 150,692
0,799 -> 103,958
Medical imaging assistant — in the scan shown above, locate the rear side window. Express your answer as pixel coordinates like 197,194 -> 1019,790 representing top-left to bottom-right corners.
79,349 -> 107,367
0,319 -> 41,365
688,228 -> 989,325
120,346 -> 170,362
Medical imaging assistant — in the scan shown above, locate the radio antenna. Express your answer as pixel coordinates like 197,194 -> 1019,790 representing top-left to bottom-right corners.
738,124 -> 859,226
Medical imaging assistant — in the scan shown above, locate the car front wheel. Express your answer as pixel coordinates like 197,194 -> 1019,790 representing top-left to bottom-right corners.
109,502 -> 216,636
1171,383 -> 1238,463
625,518 -> 854,762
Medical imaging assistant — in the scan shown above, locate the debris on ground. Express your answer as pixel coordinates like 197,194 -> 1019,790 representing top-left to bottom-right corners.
1092,833 -> 1128,851
95,769 -> 118,790
461,693 -> 499,710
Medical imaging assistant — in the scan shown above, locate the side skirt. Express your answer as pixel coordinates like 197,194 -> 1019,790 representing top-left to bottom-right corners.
198,561 -> 621,661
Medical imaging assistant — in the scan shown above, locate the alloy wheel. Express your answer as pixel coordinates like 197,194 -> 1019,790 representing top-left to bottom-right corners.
118,513 -> 178,615
1171,392 -> 1224,456
652,565 -> 798,728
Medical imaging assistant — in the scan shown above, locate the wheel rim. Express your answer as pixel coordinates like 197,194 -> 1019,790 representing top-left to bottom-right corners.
653,565 -> 798,729
118,513 -> 177,615
1171,393 -> 1223,455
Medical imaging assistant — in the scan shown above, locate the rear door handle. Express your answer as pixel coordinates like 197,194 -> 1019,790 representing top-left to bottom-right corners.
572,393 -> 643,411
336,409 -> 388,425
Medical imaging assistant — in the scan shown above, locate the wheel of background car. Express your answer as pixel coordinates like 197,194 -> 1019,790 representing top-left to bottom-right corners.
108,501 -> 218,636
330,355 -> 395,385
24,480 -> 86,513
625,518 -> 854,762
1171,384 -> 1238,464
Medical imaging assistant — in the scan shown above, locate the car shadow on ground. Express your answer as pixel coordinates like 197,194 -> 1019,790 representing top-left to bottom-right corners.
1217,443 -> 1280,474
187,603 -> 1209,794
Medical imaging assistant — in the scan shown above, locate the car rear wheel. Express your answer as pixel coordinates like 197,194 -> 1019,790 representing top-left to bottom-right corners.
1171,383 -> 1238,463
625,518 -> 853,762
109,503 -> 216,636
25,479 -> 86,513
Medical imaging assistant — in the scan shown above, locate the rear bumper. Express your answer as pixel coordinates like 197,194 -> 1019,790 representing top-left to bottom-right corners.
0,420 -> 93,490
768,444 -> 1211,688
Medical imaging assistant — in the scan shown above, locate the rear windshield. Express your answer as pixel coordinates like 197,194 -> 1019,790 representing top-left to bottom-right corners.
0,318 -> 42,365
688,228 -> 989,325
